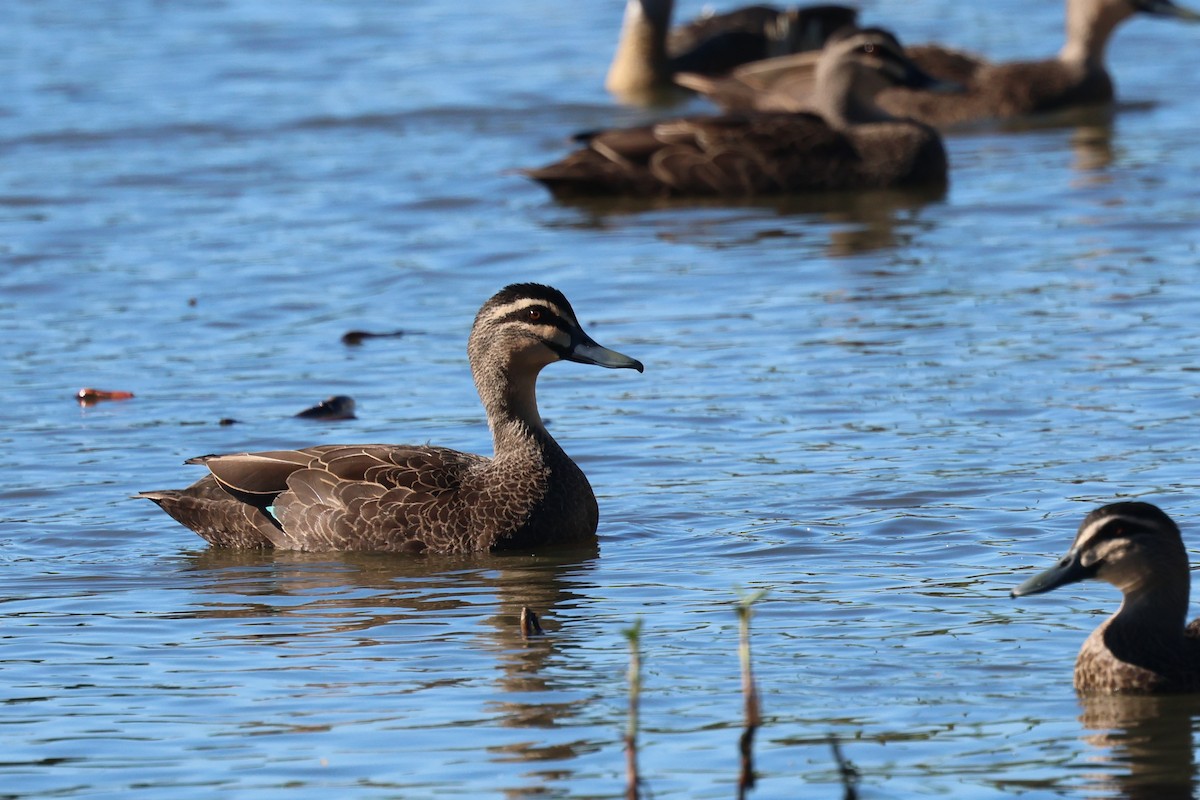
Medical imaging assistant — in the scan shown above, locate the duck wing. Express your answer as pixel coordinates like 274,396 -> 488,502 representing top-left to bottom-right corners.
676,50 -> 822,112
142,444 -> 494,553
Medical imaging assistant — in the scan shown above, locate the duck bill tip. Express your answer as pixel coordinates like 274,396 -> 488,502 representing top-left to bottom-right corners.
1143,0 -> 1200,19
569,341 -> 644,373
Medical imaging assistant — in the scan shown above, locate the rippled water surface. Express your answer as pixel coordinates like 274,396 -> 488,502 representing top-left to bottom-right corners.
6,1 -> 1200,797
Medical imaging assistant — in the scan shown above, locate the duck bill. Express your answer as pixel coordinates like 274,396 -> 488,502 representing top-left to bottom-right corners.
1136,0 -> 1200,20
569,335 -> 645,372
1010,548 -> 1093,598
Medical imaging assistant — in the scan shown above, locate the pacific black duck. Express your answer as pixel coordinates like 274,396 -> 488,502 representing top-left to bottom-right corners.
606,0 -> 857,104
683,0 -> 1200,125
138,284 -> 644,554
878,0 -> 1200,127
1012,502 -> 1200,694
529,27 -> 953,198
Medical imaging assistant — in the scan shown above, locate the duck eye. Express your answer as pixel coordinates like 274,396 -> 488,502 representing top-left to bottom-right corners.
860,43 -> 875,55
526,308 -> 543,322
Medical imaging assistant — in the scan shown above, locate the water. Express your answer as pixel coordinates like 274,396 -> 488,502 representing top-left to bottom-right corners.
5,0 -> 1200,797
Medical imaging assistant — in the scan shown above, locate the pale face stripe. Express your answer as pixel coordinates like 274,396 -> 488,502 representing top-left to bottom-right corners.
478,297 -> 577,350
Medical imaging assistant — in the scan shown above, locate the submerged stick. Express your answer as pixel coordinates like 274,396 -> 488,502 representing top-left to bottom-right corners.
623,619 -> 643,800
735,589 -> 768,800
828,735 -> 859,800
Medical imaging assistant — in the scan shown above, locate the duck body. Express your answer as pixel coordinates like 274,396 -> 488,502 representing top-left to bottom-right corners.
1012,502 -> 1200,694
688,0 -> 1200,126
878,48 -> 1116,128
878,0 -> 1200,128
138,284 -> 643,554
606,0 -> 857,104
527,112 -> 946,198
532,28 -> 951,198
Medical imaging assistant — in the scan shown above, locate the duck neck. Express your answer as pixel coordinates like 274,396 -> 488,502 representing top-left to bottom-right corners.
473,359 -> 556,458
1060,0 -> 1132,68
606,0 -> 673,98
1110,573 -> 1191,642
811,66 -> 891,128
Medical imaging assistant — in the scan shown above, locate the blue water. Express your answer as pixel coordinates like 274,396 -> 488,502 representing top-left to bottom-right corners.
5,0 -> 1200,797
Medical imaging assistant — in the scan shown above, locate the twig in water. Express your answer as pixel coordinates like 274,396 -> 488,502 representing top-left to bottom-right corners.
623,619 -> 644,800
735,589 -> 768,800
828,734 -> 859,800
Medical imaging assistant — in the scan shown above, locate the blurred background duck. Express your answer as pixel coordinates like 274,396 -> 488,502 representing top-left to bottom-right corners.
529,28 -> 955,198
680,0 -> 1200,127
606,0 -> 857,105
878,0 -> 1200,127
138,284 -> 644,554
1012,502 -> 1200,694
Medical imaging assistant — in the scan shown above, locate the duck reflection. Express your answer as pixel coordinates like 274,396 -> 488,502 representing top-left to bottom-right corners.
178,544 -> 601,777
1077,693 -> 1200,799
542,184 -> 945,258
1070,123 -> 1116,175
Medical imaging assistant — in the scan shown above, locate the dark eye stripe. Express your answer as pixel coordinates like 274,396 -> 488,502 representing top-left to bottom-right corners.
499,305 -> 565,327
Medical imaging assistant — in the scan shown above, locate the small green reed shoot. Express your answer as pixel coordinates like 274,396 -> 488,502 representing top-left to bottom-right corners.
623,619 -> 643,800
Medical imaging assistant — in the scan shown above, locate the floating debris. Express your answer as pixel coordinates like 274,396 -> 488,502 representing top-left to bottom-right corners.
218,418 -> 240,426
76,388 -> 135,405
294,395 -> 357,421
341,329 -> 406,346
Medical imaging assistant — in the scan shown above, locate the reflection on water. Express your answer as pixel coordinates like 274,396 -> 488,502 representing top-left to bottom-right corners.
1078,693 -> 1200,800
543,184 -> 946,257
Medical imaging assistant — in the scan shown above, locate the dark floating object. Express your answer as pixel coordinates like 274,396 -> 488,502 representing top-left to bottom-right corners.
136,283 -> 643,553
218,418 -> 241,426
528,28 -> 953,198
295,395 -> 357,421
76,388 -> 135,405
520,607 -> 544,638
341,329 -> 406,346
1012,502 -> 1200,694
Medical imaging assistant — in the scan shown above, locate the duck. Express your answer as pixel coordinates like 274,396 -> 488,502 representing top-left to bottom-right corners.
877,0 -> 1200,127
606,0 -> 857,104
137,284 -> 644,554
1011,502 -> 1200,694
679,0 -> 1200,124
527,27 -> 954,199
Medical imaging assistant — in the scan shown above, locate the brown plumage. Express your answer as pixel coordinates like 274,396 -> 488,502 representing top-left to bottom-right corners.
1012,502 -> 1200,694
531,28 -> 951,198
878,0 -> 1200,127
605,0 -> 857,105
685,0 -> 1200,126
137,284 -> 644,554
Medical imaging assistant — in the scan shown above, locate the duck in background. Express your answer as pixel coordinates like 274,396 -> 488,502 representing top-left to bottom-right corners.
529,28 -> 955,198
680,0 -> 1200,126
878,0 -> 1200,127
606,0 -> 857,105
1012,502 -> 1200,693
